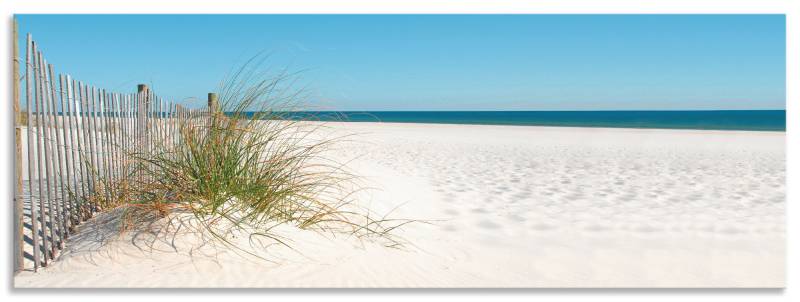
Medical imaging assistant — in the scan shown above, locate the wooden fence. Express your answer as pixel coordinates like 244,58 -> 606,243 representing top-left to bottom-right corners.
13,33 -> 214,272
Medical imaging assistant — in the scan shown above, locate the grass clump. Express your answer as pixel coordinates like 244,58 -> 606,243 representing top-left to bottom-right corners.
119,61 -> 410,255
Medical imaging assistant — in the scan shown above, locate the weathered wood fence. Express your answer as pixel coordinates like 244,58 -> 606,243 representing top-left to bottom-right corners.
13,33 -> 213,272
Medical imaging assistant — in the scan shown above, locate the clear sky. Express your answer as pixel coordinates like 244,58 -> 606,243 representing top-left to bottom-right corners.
16,14 -> 785,110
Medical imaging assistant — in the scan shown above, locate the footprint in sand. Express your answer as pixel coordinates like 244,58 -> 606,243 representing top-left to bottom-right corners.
530,222 -> 557,231
471,208 -> 489,214
442,225 -> 459,232
476,220 -> 502,229
443,209 -> 459,216
506,214 -> 526,222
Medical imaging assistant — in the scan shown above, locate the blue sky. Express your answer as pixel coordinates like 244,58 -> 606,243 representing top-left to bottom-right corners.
16,14 -> 785,110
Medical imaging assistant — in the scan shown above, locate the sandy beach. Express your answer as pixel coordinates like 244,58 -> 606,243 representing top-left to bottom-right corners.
13,122 -> 785,288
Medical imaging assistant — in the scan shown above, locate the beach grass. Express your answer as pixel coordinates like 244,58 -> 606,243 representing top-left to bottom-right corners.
109,59 -> 410,256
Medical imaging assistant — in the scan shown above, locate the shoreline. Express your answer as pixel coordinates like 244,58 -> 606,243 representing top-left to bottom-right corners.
307,120 -> 787,134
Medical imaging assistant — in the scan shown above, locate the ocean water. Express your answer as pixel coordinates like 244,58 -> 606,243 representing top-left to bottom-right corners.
255,110 -> 786,131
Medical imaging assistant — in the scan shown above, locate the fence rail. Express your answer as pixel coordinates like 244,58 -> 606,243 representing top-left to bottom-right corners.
14,33 -> 213,272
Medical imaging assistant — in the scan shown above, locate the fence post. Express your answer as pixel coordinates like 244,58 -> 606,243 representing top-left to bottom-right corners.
208,92 -> 218,129
13,18 -> 24,273
208,93 -> 218,113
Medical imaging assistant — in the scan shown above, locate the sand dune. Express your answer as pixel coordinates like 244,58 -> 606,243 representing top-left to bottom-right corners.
14,122 -> 785,288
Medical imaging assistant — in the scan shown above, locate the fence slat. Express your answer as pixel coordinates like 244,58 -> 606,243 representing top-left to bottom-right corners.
109,93 -> 119,201
100,90 -> 111,206
26,35 -> 41,271
63,75 -> 80,226
42,57 -> 62,252
40,51 -> 58,259
80,82 -> 93,214
33,49 -> 50,264
106,92 -> 116,202
75,80 -> 89,219
47,63 -> 67,246
122,94 -> 129,185
89,87 -> 100,212
58,75 -> 72,229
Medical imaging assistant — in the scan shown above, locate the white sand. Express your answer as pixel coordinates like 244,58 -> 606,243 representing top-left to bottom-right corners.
14,122 -> 785,288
